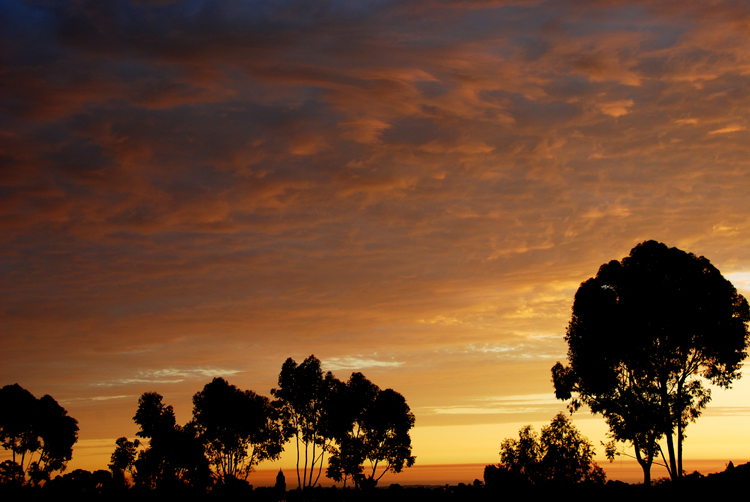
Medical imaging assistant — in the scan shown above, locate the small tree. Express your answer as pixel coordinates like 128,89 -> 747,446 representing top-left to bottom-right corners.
192,377 -> 284,482
499,425 -> 541,482
0,384 -> 78,485
538,413 -> 604,484
496,413 -> 604,485
109,436 -> 140,482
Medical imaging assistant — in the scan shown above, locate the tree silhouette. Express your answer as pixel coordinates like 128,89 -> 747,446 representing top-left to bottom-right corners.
271,358 -> 416,490
496,413 -> 604,485
326,373 -> 416,488
109,436 -> 140,483
271,355 -> 337,489
538,413 -> 604,484
192,377 -> 284,482
43,468 -> 118,496
325,372 -> 379,488
358,388 -> 415,487
0,384 -> 78,486
499,425 -> 541,482
131,392 -> 211,490
552,240 -> 750,483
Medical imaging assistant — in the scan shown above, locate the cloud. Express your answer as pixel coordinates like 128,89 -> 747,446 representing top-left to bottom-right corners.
425,393 -> 561,415
94,368 -> 240,387
708,124 -> 747,135
59,395 -> 131,404
323,356 -> 405,372
597,100 -> 634,118
725,272 -> 750,293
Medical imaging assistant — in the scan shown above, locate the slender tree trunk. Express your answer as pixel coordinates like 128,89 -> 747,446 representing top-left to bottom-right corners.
677,379 -> 684,478
664,433 -> 677,479
303,440 -> 309,488
295,432 -> 301,489
656,442 -> 673,479
659,383 -> 678,479
677,419 -> 683,478
313,449 -> 325,486
308,439 -> 315,488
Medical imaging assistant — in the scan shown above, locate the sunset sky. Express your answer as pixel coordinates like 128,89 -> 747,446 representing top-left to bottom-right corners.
2,0 -> 750,484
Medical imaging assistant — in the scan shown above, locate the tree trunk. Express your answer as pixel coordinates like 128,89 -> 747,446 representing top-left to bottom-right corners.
660,383 -> 678,479
295,431 -> 301,490
677,418 -> 683,478
633,440 -> 652,486
303,441 -> 309,488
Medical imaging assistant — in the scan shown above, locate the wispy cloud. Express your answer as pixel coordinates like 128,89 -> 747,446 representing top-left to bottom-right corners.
59,395 -> 131,404
708,125 -> 747,135
324,356 -> 404,372
93,368 -> 240,387
424,394 -> 561,415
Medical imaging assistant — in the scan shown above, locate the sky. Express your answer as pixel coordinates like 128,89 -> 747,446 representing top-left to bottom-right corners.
2,0 -> 750,484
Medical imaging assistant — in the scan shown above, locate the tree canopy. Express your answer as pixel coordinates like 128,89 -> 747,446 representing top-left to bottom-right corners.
493,413 -> 604,486
270,355 -> 336,489
552,240 -> 750,483
131,392 -> 211,489
271,356 -> 416,490
0,384 -> 78,486
326,373 -> 416,488
192,377 -> 284,482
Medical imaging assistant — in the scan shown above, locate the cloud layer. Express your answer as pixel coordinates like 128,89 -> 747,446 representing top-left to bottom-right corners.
2,0 -> 750,470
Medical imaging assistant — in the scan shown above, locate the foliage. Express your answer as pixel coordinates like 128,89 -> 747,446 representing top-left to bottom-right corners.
354,388 -> 415,488
0,384 -> 78,485
539,413 -> 605,484
552,240 -> 750,483
324,372 -> 416,489
359,388 -> 415,485
325,372 -> 380,487
499,425 -> 541,480
271,355 -> 336,489
131,392 -> 211,490
192,377 -> 284,481
497,413 -> 604,485
109,437 -> 140,479
44,468 -> 118,496
272,358 -> 416,490
0,460 -> 24,486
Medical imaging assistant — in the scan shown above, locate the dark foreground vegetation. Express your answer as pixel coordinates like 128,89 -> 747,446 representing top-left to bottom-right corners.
1,462 -> 749,501
1,355 -> 415,492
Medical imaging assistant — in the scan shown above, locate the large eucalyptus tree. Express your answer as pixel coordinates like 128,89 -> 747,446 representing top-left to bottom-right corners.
553,241 -> 749,483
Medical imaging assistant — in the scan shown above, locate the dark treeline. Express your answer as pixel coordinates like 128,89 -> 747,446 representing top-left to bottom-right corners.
1,355 -> 415,498
1,461 -> 749,501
